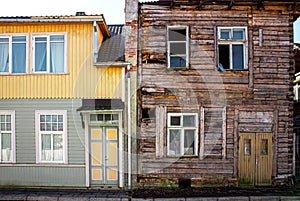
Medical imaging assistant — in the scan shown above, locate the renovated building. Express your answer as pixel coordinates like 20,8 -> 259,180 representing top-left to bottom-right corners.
0,13 -> 134,188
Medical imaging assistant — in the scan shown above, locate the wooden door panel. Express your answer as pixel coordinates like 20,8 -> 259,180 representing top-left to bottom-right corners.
239,133 -> 255,185
256,133 -> 272,185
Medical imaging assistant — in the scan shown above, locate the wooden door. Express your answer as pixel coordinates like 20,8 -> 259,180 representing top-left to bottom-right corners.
90,127 -> 118,186
239,133 -> 272,186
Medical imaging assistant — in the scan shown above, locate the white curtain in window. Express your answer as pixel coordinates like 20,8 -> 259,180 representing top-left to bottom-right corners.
0,43 -> 9,72
50,41 -> 64,73
1,133 -> 11,162
2,148 -> 12,161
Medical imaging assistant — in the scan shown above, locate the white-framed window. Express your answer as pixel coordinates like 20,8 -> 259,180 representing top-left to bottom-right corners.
167,26 -> 189,69
167,113 -> 198,157
35,110 -> 67,163
0,110 -> 15,163
32,33 -> 67,73
0,35 -> 27,74
217,27 -> 248,70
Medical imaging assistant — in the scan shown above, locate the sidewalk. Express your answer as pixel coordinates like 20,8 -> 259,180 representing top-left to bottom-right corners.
0,187 -> 299,201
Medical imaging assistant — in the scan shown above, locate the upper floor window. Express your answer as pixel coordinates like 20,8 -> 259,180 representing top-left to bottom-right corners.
0,36 -> 27,74
0,110 -> 15,163
167,26 -> 189,69
167,113 -> 198,157
218,27 -> 248,70
35,110 -> 68,163
33,34 -> 67,73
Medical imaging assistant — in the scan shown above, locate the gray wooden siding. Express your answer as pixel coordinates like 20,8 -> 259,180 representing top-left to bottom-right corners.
0,166 -> 85,187
0,99 -> 86,186
0,99 -> 85,164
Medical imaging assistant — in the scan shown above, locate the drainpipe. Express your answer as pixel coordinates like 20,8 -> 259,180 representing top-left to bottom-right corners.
127,63 -> 131,189
93,21 -> 98,63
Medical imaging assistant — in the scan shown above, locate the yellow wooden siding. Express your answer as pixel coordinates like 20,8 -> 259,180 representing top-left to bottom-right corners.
0,22 -> 122,99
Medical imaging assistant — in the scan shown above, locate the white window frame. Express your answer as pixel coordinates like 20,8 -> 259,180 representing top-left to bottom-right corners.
0,34 -> 28,74
217,27 -> 248,70
0,110 -> 16,163
35,110 -> 68,164
167,26 -> 189,69
167,113 -> 198,157
32,33 -> 68,74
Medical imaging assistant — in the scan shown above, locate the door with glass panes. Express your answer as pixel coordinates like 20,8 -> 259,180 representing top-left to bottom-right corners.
239,133 -> 272,186
90,126 -> 118,186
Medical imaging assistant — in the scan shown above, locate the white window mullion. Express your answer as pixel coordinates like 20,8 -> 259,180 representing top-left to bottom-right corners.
50,133 -> 54,161
229,44 -> 233,70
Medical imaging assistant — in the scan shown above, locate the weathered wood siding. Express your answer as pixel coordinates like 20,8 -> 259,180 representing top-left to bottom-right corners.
137,3 -> 294,180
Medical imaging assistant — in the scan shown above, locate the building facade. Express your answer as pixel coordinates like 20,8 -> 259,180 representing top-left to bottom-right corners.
0,14 -> 133,188
130,0 -> 299,186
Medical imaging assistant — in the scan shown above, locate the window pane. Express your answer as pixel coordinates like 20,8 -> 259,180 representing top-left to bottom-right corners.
170,116 -> 181,126
58,115 -> 63,122
53,134 -> 63,160
0,41 -> 9,72
112,114 -> 119,121
12,36 -> 26,73
35,37 -> 47,72
6,115 -> 11,122
52,115 -> 58,122
170,43 -> 186,55
220,29 -> 231,39
183,115 -> 195,127
232,44 -> 244,70
50,39 -> 64,73
169,29 -> 186,41
58,123 -> 63,131
97,114 -> 104,121
184,130 -> 195,155
218,44 -> 230,69
40,115 -> 45,122
169,129 -> 181,156
233,29 -> 245,40
105,114 -> 111,121
90,114 -> 97,121
41,134 -> 51,161
2,133 -> 11,161
0,123 -> 5,131
0,115 -> 5,122
46,115 -> 51,122
170,56 -> 186,68
244,139 -> 251,155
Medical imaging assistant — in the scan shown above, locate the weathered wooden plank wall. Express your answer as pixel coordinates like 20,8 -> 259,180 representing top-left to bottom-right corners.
137,2 -> 294,180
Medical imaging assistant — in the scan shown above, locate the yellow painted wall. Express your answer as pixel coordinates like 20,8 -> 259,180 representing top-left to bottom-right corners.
0,22 -> 123,99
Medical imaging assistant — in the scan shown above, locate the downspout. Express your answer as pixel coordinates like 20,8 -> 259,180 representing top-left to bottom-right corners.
93,21 -> 98,63
127,63 -> 131,189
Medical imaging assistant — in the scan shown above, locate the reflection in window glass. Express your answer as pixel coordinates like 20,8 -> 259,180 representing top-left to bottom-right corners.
244,139 -> 251,156
184,130 -> 195,155
169,129 -> 181,156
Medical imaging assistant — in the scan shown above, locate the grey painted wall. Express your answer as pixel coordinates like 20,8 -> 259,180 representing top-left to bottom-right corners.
0,99 -> 86,187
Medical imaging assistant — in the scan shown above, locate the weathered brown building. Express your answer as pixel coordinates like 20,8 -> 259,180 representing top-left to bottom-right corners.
126,0 -> 300,186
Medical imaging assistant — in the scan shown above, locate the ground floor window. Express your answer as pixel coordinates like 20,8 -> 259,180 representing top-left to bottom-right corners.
35,110 -> 67,163
167,113 -> 198,157
0,110 -> 15,163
